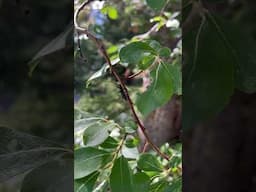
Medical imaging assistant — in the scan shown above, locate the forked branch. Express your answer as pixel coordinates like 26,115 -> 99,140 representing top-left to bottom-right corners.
74,0 -> 170,161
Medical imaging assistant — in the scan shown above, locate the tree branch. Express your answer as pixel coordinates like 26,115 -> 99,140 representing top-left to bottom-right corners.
74,0 -> 170,160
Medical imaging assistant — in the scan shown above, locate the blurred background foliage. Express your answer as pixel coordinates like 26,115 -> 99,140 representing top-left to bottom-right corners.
74,0 -> 181,125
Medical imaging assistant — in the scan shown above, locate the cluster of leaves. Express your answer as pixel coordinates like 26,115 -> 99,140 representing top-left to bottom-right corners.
74,0 -> 182,191
74,110 -> 181,192
119,40 -> 181,116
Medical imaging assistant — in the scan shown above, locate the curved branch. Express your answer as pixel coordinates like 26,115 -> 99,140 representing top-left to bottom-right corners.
74,1 -> 170,161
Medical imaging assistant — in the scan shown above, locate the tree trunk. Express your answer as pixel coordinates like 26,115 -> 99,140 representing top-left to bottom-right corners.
183,91 -> 256,192
141,95 -> 181,148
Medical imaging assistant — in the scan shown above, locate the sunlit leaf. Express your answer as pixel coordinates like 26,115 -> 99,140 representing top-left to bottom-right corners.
74,147 -> 110,179
137,153 -> 164,172
83,122 -> 109,147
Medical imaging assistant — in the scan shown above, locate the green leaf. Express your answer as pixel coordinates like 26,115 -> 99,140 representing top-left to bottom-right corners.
150,179 -> 168,192
146,0 -> 166,11
87,64 -> 108,86
169,155 -> 182,168
102,6 -> 119,20
121,145 -> 139,159
137,153 -> 163,172
148,40 -> 162,51
75,117 -> 102,134
110,156 -> 134,192
100,136 -> 119,149
74,110 -> 100,121
124,126 -> 137,134
133,172 -> 150,192
119,42 -> 156,65
183,16 -> 234,129
108,6 -> 119,20
21,159 -> 73,192
168,63 -> 182,95
107,45 -> 118,54
136,63 -> 173,116
125,137 -> 140,148
74,147 -> 110,179
138,55 -> 156,70
83,122 -> 109,147
210,16 -> 256,93
165,177 -> 182,192
28,23 -> 72,75
158,47 -> 171,57
74,171 -> 99,192
75,117 -> 116,146
0,127 -> 67,182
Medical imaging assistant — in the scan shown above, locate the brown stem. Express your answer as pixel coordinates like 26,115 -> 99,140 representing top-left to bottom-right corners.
74,1 -> 170,161
127,70 -> 144,79
142,141 -> 149,153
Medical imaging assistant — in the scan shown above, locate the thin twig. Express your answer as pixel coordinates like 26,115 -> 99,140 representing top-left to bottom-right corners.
127,70 -> 144,79
74,0 -> 170,160
142,141 -> 149,153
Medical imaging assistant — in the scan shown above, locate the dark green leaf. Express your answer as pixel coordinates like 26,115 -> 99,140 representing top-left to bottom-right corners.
168,63 -> 182,95
110,156 -> 134,192
209,16 -> 256,93
136,63 -> 173,116
165,177 -> 182,192
158,47 -> 171,57
137,153 -> 163,172
125,137 -> 140,148
138,55 -> 156,70
146,0 -> 166,11
183,16 -> 234,129
119,42 -> 156,65
150,179 -> 168,192
100,136 -> 119,149
74,171 -> 99,192
148,40 -> 162,51
133,172 -> 150,192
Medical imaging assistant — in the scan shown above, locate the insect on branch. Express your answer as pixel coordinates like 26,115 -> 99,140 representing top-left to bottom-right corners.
74,0 -> 170,161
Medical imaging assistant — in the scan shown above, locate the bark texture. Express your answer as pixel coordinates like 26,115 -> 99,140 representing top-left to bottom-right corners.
142,95 -> 181,147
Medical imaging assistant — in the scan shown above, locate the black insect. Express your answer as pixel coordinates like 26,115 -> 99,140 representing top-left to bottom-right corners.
117,83 -> 128,101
